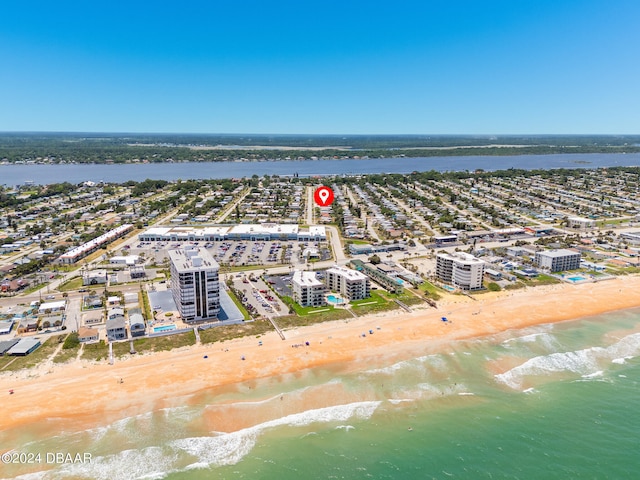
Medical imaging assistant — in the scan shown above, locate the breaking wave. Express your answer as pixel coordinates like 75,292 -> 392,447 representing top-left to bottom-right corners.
170,401 -> 381,469
33,401 -> 380,480
495,333 -> 640,390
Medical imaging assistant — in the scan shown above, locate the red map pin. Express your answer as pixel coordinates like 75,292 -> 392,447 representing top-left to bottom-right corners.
313,185 -> 335,207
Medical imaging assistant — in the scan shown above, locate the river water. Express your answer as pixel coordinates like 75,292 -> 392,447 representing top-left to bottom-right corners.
2,153 -> 640,185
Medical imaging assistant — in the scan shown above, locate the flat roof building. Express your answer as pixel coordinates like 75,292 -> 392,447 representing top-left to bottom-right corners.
0,338 -> 20,355
436,252 -> 485,291
325,266 -> 370,301
38,300 -> 66,313
57,224 -> 133,264
83,269 -> 108,286
139,224 -> 326,243
169,246 -> 220,323
291,271 -> 326,307
567,217 -> 596,230
535,249 -> 581,272
7,338 -> 41,356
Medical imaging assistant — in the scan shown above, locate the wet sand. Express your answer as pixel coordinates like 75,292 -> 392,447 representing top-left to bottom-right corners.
1,277 -> 639,434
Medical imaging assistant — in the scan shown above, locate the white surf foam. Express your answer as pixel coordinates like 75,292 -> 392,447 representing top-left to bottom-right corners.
335,425 -> 355,431
502,332 -> 559,351
171,401 -> 381,468
10,472 -> 48,480
53,446 -> 179,480
387,398 -> 415,405
495,332 -> 640,390
364,354 -> 446,376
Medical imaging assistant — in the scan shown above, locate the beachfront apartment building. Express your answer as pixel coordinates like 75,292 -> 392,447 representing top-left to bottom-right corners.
436,252 -> 485,291
169,246 -> 220,323
534,249 -> 581,272
325,266 -> 370,300
291,271 -> 326,307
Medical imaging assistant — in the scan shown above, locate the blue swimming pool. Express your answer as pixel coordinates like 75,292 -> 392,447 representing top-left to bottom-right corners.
153,324 -> 176,333
327,294 -> 344,304
567,276 -> 586,283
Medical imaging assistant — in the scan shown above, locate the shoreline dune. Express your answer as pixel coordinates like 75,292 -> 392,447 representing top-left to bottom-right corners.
2,277 -> 640,435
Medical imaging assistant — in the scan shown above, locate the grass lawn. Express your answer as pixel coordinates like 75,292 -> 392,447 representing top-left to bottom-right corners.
349,290 -> 397,315
346,239 -> 371,245
520,273 -> 562,286
380,290 -> 425,306
128,331 -> 197,354
199,320 -> 274,345
53,338 -> 82,364
281,296 -> 346,317
614,266 -> 640,275
58,276 -> 84,292
22,282 -> 46,295
0,335 -> 65,372
418,281 -> 444,300
276,309 -> 352,328
140,290 -> 152,321
82,341 -> 109,362
504,282 -> 526,290
596,218 -> 631,228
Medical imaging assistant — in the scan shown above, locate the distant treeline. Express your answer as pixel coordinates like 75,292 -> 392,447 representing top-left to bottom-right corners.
1,133 -> 639,163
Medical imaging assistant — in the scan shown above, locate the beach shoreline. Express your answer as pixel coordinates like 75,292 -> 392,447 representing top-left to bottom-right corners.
2,276 -> 639,436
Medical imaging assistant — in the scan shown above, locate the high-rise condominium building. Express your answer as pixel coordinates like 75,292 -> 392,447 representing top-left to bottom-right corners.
168,246 -> 220,323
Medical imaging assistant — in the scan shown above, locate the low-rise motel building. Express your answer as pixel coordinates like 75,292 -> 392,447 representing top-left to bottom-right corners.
169,246 -> 220,323
436,252 -> 485,291
291,271 -> 326,307
56,224 -> 133,264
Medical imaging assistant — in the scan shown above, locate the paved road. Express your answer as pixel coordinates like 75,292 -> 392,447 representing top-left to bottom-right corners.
305,185 -> 315,225
216,187 -> 250,223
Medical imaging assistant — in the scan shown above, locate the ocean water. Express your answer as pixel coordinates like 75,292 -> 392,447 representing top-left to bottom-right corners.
3,309 -> 640,479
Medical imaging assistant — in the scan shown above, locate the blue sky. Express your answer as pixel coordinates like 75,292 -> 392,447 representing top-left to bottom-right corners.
1,0 -> 639,134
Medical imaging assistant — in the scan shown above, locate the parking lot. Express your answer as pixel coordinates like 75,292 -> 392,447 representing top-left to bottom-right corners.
227,273 -> 289,317
130,240 -> 323,268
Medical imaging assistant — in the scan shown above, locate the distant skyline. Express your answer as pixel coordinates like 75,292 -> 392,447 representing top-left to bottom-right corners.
2,1 -> 639,135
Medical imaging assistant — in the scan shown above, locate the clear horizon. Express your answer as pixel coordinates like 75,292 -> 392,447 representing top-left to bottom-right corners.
2,1 -> 639,134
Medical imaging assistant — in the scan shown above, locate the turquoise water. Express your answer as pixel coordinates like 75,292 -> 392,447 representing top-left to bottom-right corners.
567,276 -> 586,282
153,324 -> 176,333
3,309 -> 640,479
326,295 -> 344,304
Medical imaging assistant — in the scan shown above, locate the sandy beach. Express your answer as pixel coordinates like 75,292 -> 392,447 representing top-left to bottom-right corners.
2,277 -> 639,435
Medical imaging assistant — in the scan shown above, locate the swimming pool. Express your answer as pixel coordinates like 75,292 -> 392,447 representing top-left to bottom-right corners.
567,276 -> 586,283
442,285 -> 455,292
327,294 -> 344,304
153,324 -> 176,333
